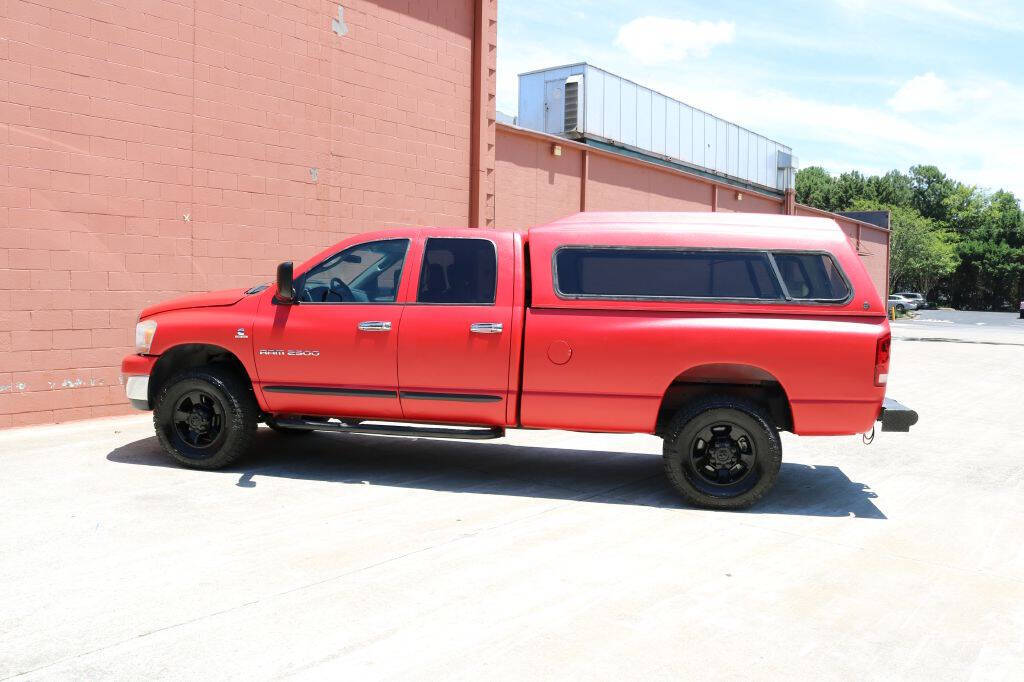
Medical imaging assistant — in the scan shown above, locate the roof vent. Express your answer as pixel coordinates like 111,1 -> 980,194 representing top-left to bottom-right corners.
563,75 -> 582,135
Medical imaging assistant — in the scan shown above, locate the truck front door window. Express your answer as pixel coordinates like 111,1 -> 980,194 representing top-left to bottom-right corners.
299,239 -> 409,303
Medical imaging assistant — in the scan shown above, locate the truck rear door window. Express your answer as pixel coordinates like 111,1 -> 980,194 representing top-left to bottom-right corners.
554,248 -> 782,301
772,252 -> 849,302
417,238 -> 497,304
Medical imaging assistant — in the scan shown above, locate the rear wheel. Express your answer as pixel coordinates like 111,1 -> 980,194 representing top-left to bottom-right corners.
662,396 -> 782,510
153,366 -> 257,469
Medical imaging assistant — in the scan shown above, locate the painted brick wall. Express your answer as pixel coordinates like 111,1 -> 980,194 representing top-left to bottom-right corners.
0,0 -> 484,426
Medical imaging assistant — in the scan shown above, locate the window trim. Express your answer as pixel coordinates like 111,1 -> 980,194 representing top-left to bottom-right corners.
414,236 -> 499,306
769,250 -> 853,304
292,238 -> 411,306
550,245 -> 853,306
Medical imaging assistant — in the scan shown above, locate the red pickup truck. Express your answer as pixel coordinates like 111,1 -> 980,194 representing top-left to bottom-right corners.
121,212 -> 916,509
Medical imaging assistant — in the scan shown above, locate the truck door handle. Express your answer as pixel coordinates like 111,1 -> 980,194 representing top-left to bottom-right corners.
357,321 -> 392,332
470,322 -> 503,334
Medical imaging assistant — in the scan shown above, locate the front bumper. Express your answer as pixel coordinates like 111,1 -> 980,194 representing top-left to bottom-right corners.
878,398 -> 918,432
121,354 -> 157,411
124,376 -> 150,410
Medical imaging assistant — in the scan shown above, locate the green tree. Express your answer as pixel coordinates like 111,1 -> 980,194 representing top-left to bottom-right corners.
909,165 -> 955,222
798,163 -> 1023,308
944,186 -> 1024,307
795,166 -> 838,211
833,170 -> 870,210
867,170 -> 912,207
850,200 -> 958,295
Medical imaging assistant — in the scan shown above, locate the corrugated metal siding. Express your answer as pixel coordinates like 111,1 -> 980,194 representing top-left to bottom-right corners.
517,64 -> 793,193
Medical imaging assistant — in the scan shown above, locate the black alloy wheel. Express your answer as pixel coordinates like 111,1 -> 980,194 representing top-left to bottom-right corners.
688,422 -> 758,488
172,389 -> 226,455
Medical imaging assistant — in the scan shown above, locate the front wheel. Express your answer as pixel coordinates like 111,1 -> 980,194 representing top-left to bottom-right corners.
153,366 -> 258,469
662,396 -> 782,510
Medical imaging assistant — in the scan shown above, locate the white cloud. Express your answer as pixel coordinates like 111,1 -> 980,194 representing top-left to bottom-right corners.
887,72 -> 993,113
888,72 -> 952,113
647,75 -> 1024,198
614,17 -> 735,64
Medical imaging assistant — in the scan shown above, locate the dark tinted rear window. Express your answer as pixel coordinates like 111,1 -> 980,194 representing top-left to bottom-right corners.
772,253 -> 849,301
554,248 -> 782,300
417,238 -> 497,304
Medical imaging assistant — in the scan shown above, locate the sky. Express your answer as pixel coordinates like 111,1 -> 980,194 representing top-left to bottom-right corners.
496,0 -> 1024,198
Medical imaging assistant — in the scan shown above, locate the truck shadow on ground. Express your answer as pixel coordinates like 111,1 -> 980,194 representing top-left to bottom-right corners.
106,430 -> 885,519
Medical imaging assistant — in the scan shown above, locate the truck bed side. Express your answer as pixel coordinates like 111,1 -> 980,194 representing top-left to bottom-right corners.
518,214 -> 889,436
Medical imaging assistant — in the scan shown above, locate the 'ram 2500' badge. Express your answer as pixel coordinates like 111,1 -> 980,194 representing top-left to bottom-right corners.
259,349 -> 320,357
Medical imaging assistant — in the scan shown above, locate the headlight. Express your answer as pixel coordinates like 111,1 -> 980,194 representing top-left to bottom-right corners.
135,319 -> 158,354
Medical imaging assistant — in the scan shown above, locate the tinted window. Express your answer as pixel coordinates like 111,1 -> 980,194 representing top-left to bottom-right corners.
773,253 -> 849,301
299,239 -> 408,303
554,248 -> 782,300
417,238 -> 496,304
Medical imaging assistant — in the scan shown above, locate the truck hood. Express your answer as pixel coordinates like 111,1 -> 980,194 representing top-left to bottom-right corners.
139,289 -> 247,318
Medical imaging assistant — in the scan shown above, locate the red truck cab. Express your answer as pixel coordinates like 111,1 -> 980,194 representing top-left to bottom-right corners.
122,212 -> 916,509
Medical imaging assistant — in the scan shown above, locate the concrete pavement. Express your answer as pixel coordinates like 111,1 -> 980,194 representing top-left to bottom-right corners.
2,332 -> 1024,680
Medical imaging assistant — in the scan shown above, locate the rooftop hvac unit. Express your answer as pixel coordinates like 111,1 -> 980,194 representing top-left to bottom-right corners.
517,63 -> 796,193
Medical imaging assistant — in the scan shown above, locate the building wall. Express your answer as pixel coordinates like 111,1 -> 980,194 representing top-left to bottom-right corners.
0,0 -> 494,426
495,123 -> 890,298
492,131 -> 583,227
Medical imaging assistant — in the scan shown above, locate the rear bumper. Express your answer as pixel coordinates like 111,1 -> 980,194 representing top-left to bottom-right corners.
878,397 -> 918,432
121,354 -> 157,411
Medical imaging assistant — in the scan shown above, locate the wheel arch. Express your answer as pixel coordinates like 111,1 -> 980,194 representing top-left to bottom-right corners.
654,363 -> 793,436
149,343 -> 255,407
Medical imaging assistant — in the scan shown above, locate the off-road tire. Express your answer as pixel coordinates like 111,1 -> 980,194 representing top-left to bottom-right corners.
153,366 -> 258,470
662,396 -> 782,510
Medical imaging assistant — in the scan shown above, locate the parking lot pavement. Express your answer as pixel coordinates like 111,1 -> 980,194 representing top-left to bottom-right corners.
892,309 -> 1024,346
3,336 -> 1024,680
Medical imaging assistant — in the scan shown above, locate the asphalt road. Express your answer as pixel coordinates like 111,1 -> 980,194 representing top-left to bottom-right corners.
892,309 -> 1024,346
912,309 -> 1024,328
2,337 -> 1024,679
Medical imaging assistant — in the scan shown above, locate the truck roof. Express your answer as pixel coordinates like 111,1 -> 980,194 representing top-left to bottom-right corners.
528,212 -> 849,251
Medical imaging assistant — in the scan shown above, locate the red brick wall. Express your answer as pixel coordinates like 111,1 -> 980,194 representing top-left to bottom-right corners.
586,152 -> 714,213
493,132 -> 583,227
0,0 -> 486,426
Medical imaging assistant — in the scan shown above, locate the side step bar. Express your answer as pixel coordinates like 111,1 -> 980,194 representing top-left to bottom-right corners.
271,417 -> 505,440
